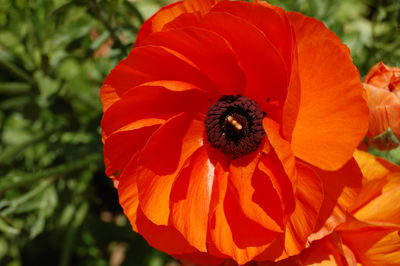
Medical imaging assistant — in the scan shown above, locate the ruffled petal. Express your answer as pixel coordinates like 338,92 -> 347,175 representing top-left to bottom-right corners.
101,81 -> 208,137
117,153 -> 141,231
284,162 -> 323,256
101,45 -> 216,98
135,0 -> 218,45
229,153 -> 284,232
104,125 -> 159,177
135,207 -> 197,255
140,27 -> 246,96
288,12 -> 369,170
309,158 -> 363,241
170,147 -> 214,252
340,227 -> 400,266
163,11 -> 288,112
298,234 -> 348,266
282,45 -> 301,141
208,161 -> 272,264
136,113 -> 205,226
210,1 -> 293,73
199,12 -> 288,110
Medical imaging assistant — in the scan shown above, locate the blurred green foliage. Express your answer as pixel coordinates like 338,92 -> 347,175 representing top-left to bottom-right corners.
0,0 -> 399,265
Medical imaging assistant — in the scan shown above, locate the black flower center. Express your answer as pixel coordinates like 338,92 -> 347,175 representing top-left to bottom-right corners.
204,95 -> 266,158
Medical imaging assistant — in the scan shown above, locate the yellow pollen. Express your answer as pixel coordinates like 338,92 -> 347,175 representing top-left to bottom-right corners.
227,115 -> 243,131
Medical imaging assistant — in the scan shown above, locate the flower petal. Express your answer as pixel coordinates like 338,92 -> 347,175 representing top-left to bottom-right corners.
199,12 -> 288,109
340,227 -> 400,266
101,45 -> 216,98
101,81 -> 208,137
136,113 -> 204,226
104,125 -> 159,177
288,12 -> 369,170
228,155 -> 284,233
140,27 -> 246,96
118,153 -> 141,231
135,207 -> 197,255
135,0 -> 218,45
170,147 -> 214,252
284,162 -> 323,256
164,11 -> 288,111
208,161 -> 271,264
210,1 -> 293,73
309,158 -> 363,241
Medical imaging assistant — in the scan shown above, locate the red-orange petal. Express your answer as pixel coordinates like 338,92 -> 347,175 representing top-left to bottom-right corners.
135,207 -> 197,255
210,1 -> 293,73
288,12 -> 369,171
284,162 -> 323,256
136,113 -> 204,226
117,153 -> 141,231
208,161 -> 271,264
103,125 -> 159,177
340,226 -> 400,265
101,81 -> 208,137
309,158 -> 363,241
228,152 -> 283,233
140,27 -> 246,96
170,147 -> 214,252
101,45 -> 216,98
135,0 -> 218,45
164,11 -> 288,111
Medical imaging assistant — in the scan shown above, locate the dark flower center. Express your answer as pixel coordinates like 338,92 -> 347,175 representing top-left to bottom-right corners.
204,95 -> 266,158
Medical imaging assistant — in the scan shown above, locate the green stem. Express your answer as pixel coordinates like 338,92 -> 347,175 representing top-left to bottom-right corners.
0,57 -> 34,84
0,154 -> 102,191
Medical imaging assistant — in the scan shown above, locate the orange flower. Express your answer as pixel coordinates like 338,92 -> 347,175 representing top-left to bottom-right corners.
363,62 -> 400,149
100,0 -> 368,264
252,150 -> 400,266
278,150 -> 400,266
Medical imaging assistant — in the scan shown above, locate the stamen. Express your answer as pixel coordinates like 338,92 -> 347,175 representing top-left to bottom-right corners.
227,115 -> 243,131
204,95 -> 266,158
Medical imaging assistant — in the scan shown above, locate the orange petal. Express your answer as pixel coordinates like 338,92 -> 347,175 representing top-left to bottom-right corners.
364,83 -> 396,137
363,61 -> 400,91
354,181 -> 400,226
387,102 -> 400,141
100,84 -> 120,112
101,45 -> 216,98
299,233 -> 348,266
282,44 -> 301,141
263,118 -> 297,184
284,162 -> 323,256
351,150 -> 400,219
135,0 -> 218,45
136,113 -> 204,226
340,227 -> 400,266
101,81 -> 208,137
309,158 -> 363,241
197,11 -> 288,110
135,207 -> 197,255
160,6 -> 291,111
141,27 -> 246,96
228,152 -> 284,232
208,161 -> 271,264
103,125 -> 159,177
117,153 -> 141,231
288,12 -> 369,170
210,1 -> 293,73
170,147 -> 214,252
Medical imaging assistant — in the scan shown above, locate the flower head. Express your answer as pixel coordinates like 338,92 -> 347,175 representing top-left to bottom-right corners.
282,150 -> 400,266
101,0 -> 368,264
363,62 -> 400,149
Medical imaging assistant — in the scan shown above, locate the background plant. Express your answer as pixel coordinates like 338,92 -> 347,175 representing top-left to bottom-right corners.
0,0 -> 399,265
